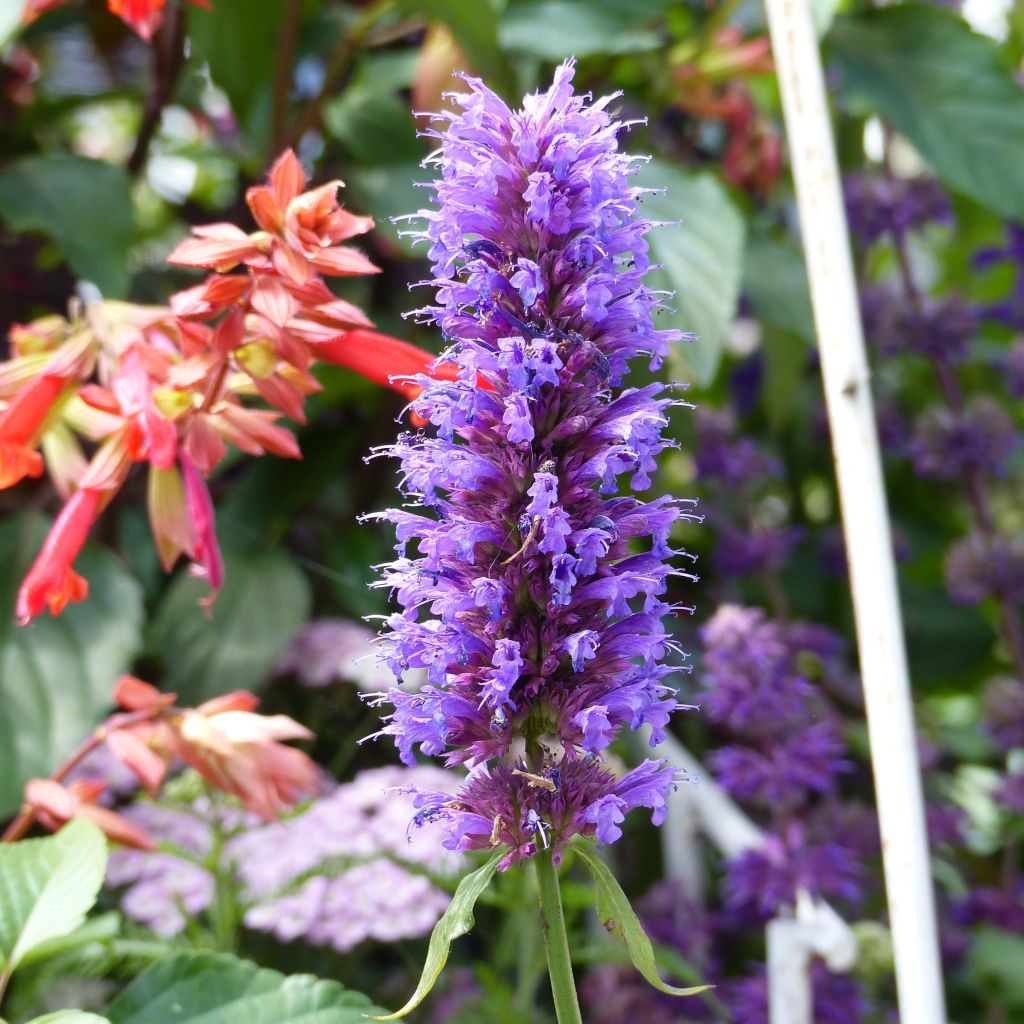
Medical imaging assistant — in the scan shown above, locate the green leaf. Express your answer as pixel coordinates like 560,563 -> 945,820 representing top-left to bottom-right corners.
633,161 -> 746,387
499,0 -> 671,59
572,842 -> 711,998
27,1014 -> 111,1024
371,852 -> 503,1020
0,156 -> 134,297
0,514 -> 144,817
0,820 -> 108,988
830,5 -> 1024,221
965,927 -> 1024,1008
187,0 -> 287,132
743,229 -> 814,343
105,950 -> 384,1024
325,87 -> 421,167
147,547 -> 311,702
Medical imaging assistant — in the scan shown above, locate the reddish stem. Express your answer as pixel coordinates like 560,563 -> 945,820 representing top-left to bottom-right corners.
0,708 -> 161,844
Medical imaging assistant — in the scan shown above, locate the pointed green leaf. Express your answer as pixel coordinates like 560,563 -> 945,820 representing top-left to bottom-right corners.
0,156 -> 134,297
147,546 -> 310,702
632,161 -> 745,387
105,950 -> 382,1024
371,852 -> 503,1020
572,842 -> 711,998
830,5 -> 1024,222
0,820 -> 108,986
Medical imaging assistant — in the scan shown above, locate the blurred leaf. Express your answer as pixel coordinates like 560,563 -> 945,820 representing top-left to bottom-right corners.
371,853 -> 503,1020
325,85 -> 420,167
809,0 -> 839,36
573,842 -> 710,997
399,0 -> 512,95
0,156 -> 134,297
19,912 -> 121,969
187,0 -> 287,132
105,951 -> 383,1024
28,1014 -> 110,1024
965,927 -> 1024,1007
743,229 -> 814,342
634,161 -> 745,387
500,0 -> 670,59
1,0 -> 27,47
147,547 -> 311,702
0,515 -> 144,817
346,163 -> 424,257
761,328 -> 808,431
900,579 -> 995,690
830,5 -> 1024,221
0,820 -> 107,985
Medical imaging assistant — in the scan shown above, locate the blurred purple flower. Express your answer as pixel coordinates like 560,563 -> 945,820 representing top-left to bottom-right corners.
107,765 -> 463,949
909,399 -> 1019,480
861,286 -> 977,363
711,720 -> 850,809
944,534 -> 1024,606
844,173 -> 950,246
694,408 -> 779,486
725,829 -> 863,920
275,618 -> 392,690
724,961 -> 869,1024
982,676 -> 1024,752
713,524 -> 803,580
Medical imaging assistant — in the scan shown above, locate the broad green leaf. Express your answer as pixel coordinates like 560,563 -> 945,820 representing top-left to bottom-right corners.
105,950 -> 384,1024
371,852 -> 503,1020
325,87 -> 420,168
830,5 -> 1024,222
965,927 -> 1024,1008
0,515 -> 144,817
28,1014 -> 110,1024
0,156 -> 134,297
573,842 -> 711,998
500,0 -> 670,59
633,161 -> 745,387
187,0 -> 287,132
0,820 -> 107,987
147,547 -> 311,702
743,229 -> 815,343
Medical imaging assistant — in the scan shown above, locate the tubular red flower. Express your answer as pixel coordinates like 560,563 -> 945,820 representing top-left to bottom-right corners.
317,329 -> 487,426
180,451 -> 225,605
0,373 -> 66,489
16,486 -> 102,623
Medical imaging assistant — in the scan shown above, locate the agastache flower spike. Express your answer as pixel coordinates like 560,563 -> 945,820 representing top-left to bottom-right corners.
369,61 -> 699,869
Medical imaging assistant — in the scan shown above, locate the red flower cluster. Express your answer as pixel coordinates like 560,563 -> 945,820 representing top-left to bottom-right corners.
1,150 -> 449,622
672,28 -> 782,198
15,676 -> 320,848
23,0 -> 209,42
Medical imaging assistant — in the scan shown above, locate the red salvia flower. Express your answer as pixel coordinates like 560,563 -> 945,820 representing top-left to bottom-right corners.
16,486 -> 103,623
3,150 -> 448,621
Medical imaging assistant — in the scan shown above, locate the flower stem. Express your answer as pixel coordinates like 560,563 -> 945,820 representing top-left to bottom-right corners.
534,849 -> 582,1024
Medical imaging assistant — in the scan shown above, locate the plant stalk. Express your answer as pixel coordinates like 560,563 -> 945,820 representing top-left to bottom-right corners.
534,849 -> 582,1024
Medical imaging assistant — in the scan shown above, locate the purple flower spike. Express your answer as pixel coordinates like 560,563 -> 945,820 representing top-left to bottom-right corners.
366,61 -> 699,867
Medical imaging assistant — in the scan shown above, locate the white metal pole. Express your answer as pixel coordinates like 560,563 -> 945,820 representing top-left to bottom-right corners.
761,1 -> 947,1021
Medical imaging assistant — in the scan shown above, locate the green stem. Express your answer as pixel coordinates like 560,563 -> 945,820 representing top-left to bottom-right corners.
535,849 -> 583,1024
